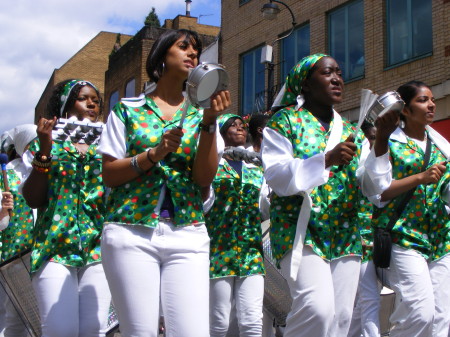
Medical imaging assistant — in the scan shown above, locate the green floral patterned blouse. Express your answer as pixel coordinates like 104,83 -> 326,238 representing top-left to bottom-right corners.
372,133 -> 450,261
0,165 -> 34,262
266,107 -> 365,264
27,139 -> 105,274
99,96 -> 208,227
206,159 -> 265,278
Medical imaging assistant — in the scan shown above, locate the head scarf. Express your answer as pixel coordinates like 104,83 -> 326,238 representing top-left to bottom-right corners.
0,129 -> 13,154
12,124 -> 37,157
217,113 -> 243,133
272,53 -> 328,111
60,79 -> 98,117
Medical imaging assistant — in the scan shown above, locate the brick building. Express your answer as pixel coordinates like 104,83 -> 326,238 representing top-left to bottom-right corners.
34,31 -> 132,121
221,0 -> 450,139
104,15 -> 220,117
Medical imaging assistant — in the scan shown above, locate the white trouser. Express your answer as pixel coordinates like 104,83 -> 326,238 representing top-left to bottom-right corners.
210,275 -> 264,337
348,260 -> 381,337
280,246 -> 360,337
101,221 -> 210,337
32,261 -> 111,337
387,245 -> 450,337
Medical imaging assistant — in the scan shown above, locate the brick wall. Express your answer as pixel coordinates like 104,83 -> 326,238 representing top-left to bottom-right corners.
221,0 -> 450,121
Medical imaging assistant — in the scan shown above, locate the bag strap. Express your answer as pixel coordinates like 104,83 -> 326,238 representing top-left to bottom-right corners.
385,136 -> 432,232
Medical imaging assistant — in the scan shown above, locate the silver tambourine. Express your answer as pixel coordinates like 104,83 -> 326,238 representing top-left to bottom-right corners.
186,63 -> 229,108
366,91 -> 405,124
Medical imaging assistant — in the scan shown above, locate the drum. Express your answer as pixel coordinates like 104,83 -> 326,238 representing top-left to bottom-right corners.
186,63 -> 229,108
0,250 -> 119,337
366,91 -> 404,125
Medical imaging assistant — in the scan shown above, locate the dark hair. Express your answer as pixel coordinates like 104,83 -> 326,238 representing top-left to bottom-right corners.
396,80 -> 430,107
146,29 -> 202,83
220,116 -> 242,138
360,120 -> 375,133
47,79 -> 103,119
248,114 -> 270,140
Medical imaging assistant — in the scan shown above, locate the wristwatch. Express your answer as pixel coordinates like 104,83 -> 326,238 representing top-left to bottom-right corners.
199,122 -> 217,134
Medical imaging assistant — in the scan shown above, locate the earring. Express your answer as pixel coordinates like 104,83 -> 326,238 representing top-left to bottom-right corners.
400,120 -> 405,129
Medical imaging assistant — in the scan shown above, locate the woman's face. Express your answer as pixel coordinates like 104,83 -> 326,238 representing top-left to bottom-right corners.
164,36 -> 199,78
224,118 -> 247,147
303,57 -> 344,106
402,86 -> 435,127
66,85 -> 101,122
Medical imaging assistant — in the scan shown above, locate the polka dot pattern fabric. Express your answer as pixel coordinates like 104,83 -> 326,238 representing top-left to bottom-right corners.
28,139 -> 105,274
106,96 -> 205,228
267,106 -> 364,264
206,160 -> 265,278
372,135 -> 450,261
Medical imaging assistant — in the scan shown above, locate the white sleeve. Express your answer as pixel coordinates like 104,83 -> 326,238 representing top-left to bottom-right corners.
360,147 -> 393,207
261,128 -> 330,197
17,150 -> 33,195
259,178 -> 271,221
202,186 -> 215,214
0,216 -> 9,230
97,111 -> 127,159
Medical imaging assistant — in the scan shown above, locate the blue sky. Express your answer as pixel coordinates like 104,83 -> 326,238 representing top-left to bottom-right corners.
0,0 -> 221,138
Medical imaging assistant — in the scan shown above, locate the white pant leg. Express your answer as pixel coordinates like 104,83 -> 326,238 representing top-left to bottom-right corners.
4,297 -> 29,337
347,262 -> 365,337
328,255 -> 361,337
359,261 -> 382,337
159,222 -> 210,337
387,245 -> 434,337
78,262 -> 112,337
32,262 -> 79,337
235,275 -> 264,336
101,223 -> 161,337
280,247 -> 335,337
429,254 -> 450,337
210,277 -> 234,337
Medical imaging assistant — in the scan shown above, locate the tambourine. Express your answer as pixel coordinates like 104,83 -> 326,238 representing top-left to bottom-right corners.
366,91 -> 405,125
186,63 -> 229,108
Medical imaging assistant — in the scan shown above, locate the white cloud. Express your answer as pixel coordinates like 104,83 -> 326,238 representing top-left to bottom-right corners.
0,0 -> 220,137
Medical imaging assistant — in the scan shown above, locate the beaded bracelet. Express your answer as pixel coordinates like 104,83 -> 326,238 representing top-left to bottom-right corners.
32,165 -> 50,173
146,149 -> 158,165
34,151 -> 52,163
130,155 -> 146,175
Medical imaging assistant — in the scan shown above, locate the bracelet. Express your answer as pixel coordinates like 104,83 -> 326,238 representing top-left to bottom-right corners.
130,155 -> 146,174
146,149 -> 158,165
31,163 -> 50,173
31,158 -> 51,168
34,151 -> 52,163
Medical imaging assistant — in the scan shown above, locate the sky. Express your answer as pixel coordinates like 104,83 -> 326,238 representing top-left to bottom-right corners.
0,0 -> 221,138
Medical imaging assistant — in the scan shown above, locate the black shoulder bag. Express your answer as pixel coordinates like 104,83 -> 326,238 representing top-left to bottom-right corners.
372,137 -> 431,269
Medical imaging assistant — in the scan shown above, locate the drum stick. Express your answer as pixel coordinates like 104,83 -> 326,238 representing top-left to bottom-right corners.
0,153 -> 12,217
177,96 -> 191,129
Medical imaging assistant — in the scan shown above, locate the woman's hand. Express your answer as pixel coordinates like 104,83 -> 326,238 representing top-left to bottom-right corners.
37,117 -> 56,155
325,135 -> 357,167
375,109 -> 400,142
1,192 -> 13,211
203,90 -> 231,124
153,128 -> 184,161
418,162 -> 447,185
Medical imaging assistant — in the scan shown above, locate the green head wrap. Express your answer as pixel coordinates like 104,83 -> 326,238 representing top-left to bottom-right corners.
217,113 -> 242,132
60,79 -> 98,117
275,53 -> 329,109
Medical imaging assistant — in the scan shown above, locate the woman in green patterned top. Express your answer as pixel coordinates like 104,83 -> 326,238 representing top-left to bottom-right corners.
98,29 -> 231,337
22,79 -> 111,337
261,54 -> 368,337
363,80 -> 450,337
207,113 -> 265,336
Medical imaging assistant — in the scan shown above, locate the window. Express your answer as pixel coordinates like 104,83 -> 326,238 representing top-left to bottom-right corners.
109,91 -> 119,111
328,0 -> 364,81
125,78 -> 136,98
239,0 -> 251,5
387,0 -> 432,66
280,24 -> 310,82
240,47 -> 265,115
